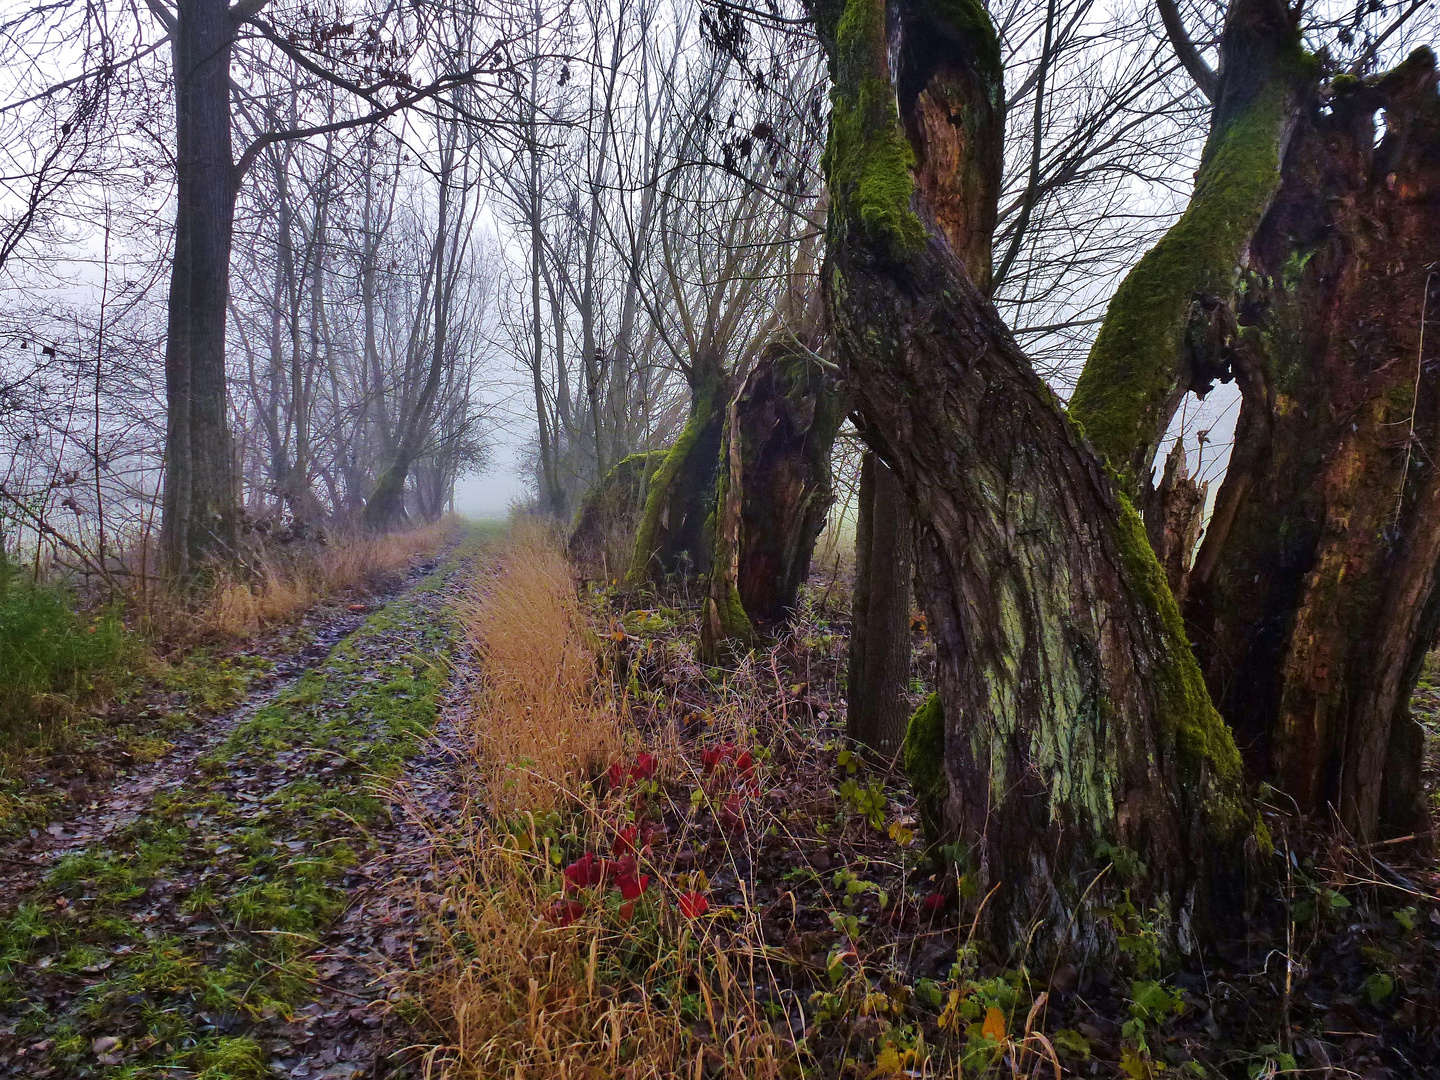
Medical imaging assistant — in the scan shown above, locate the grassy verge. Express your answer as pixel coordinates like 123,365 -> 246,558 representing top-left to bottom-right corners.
0,554 -> 144,755
0,526 -> 492,1079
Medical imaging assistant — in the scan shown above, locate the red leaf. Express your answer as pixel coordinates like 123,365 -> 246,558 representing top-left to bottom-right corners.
616,873 -> 650,901
563,853 -> 604,892
606,761 -> 627,787
678,891 -> 709,918
720,793 -> 746,833
632,752 -> 658,780
734,749 -> 754,779
702,742 -> 737,776
547,898 -> 586,926
612,825 -> 639,858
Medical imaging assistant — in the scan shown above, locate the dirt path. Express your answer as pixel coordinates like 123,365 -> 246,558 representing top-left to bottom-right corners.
0,533 -> 485,1080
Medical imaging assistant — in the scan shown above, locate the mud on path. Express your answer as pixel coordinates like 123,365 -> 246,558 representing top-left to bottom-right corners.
0,531 -> 489,1080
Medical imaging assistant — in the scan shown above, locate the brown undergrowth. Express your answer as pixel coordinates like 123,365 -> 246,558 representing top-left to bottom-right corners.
421,525 -> 1440,1080
423,521 -> 788,1076
420,524 -> 1064,1079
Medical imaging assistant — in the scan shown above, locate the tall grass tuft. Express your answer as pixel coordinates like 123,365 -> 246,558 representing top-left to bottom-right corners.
458,519 -> 619,813
0,551 -> 138,750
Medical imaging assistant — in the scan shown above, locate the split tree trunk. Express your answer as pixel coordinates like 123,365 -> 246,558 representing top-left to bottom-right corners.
1064,0 -> 1440,841
160,0 -> 244,583
846,452 -> 913,757
626,352 -> 730,586
813,0 -> 1255,964
700,343 -> 844,658
1186,51 -> 1440,839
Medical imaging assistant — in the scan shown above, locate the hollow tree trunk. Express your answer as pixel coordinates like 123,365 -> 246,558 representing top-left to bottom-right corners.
813,0 -> 1255,964
846,452 -> 913,757
160,0 -> 243,583
700,344 -> 844,658
626,352 -> 730,586
1186,51 -> 1440,839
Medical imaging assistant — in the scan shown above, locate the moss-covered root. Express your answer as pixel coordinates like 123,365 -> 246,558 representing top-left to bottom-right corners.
1068,3 -> 1315,491
699,582 -> 755,664
902,692 -> 947,845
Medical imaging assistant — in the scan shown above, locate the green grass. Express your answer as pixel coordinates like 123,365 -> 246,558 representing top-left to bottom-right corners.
0,529 -> 484,1078
0,552 -> 141,750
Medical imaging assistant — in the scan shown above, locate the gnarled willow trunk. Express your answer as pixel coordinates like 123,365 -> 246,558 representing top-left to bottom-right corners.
1186,50 -> 1440,839
626,353 -> 730,586
1065,0 -> 1440,840
700,344 -> 844,658
814,0 -> 1256,964
846,451 -> 913,757
1068,0 -> 1314,504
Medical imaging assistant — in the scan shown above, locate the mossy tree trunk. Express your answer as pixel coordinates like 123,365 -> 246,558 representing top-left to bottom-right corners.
846,451 -> 913,757
1068,0 -> 1314,507
568,450 -> 668,582
813,0 -> 1255,964
700,343 -> 844,659
1069,0 -> 1440,841
626,351 -> 731,586
1185,51 -> 1440,840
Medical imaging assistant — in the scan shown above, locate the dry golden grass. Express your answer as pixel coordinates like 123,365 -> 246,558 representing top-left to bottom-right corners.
174,518 -> 461,641
422,523 -> 790,1080
457,519 -> 620,813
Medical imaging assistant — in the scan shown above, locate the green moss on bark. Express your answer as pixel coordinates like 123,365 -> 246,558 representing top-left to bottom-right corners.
1069,61 -> 1308,488
702,580 -> 754,655
1113,495 -> 1243,785
626,386 -> 723,586
903,692 -> 947,842
824,0 -> 925,252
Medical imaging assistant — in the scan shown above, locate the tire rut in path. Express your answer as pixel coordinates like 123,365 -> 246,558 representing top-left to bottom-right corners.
0,540 -> 481,1080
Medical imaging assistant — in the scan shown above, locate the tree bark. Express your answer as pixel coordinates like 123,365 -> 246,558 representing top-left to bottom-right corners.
700,343 -> 844,659
626,351 -> 730,586
1149,440 -> 1208,602
846,452 -> 913,758
160,0 -> 244,582
813,0 -> 1255,964
1068,0 -> 1314,505
1186,49 -> 1440,839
